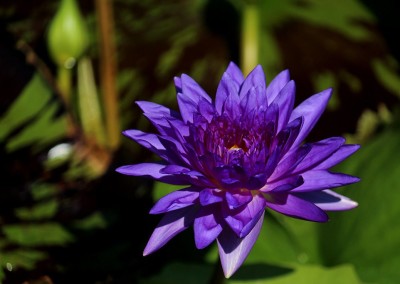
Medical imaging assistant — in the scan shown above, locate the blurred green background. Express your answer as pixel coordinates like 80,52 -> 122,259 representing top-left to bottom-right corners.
1,0 -> 400,283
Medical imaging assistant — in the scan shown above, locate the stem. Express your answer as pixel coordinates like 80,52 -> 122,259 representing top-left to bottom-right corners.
77,57 -> 106,147
17,40 -> 80,138
240,2 -> 259,76
95,0 -> 120,150
57,66 -> 72,104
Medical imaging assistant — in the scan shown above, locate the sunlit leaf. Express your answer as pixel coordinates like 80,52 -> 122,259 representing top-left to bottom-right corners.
5,100 -> 66,152
152,181 -> 183,201
3,223 -> 74,247
229,263 -> 360,284
0,73 -> 52,140
319,124 -> 400,284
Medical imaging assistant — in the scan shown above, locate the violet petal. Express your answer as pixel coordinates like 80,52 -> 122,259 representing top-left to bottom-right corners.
295,190 -> 358,211
150,188 -> 200,214
272,80 -> 295,133
263,175 -> 304,193
239,65 -> 266,98
290,88 -> 332,148
224,193 -> 266,237
292,170 -> 360,192
292,137 -> 345,174
199,188 -> 224,206
225,62 -> 245,87
180,74 -> 212,103
266,193 -> 328,222
216,72 -> 238,115
315,144 -> 361,170
266,69 -> 290,102
194,206 -> 223,249
217,212 -> 265,278
143,206 -> 198,256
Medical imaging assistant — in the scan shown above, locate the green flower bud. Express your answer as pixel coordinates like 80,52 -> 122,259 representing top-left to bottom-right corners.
47,0 -> 89,68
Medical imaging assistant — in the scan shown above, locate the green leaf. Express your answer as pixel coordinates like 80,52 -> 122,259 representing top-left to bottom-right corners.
0,73 -> 52,140
0,73 -> 67,152
0,249 -> 47,271
15,200 -> 58,220
30,182 -> 58,201
260,0 -> 374,40
72,212 -> 107,230
152,181 -> 183,201
319,125 -> 400,283
2,223 -> 74,247
229,264 -> 360,284
139,262 -> 213,284
5,99 -> 66,152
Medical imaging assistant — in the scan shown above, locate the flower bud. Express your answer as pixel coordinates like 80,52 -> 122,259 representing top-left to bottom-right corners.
47,0 -> 89,68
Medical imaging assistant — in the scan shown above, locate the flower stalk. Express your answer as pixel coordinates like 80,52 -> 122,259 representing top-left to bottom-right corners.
56,66 -> 72,104
241,1 -> 259,76
95,0 -> 120,150
77,57 -> 106,147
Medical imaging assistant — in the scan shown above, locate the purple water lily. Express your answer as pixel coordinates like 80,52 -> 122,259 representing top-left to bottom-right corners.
117,62 -> 360,278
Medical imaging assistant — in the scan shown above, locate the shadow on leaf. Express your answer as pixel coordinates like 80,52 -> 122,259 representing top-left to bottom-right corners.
232,262 -> 293,280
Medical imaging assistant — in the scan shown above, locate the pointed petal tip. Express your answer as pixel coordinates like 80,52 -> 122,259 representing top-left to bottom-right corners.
322,87 -> 333,98
143,244 -> 155,257
115,166 -> 127,174
224,268 -> 234,278
282,69 -> 290,76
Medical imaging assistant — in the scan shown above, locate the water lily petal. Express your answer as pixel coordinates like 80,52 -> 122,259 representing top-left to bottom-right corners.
295,190 -> 358,211
180,73 -> 212,103
263,175 -> 303,193
266,69 -> 290,102
224,193 -> 266,237
216,72 -> 239,115
270,144 -> 312,180
239,65 -> 266,98
177,92 -> 198,123
292,137 -> 346,173
136,101 -> 182,134
217,212 -> 264,278
266,193 -> 328,222
150,188 -> 200,214
143,206 -> 197,256
290,88 -> 332,148
292,170 -> 360,192
225,191 -> 253,210
315,144 -> 360,170
199,188 -> 224,206
272,80 -> 295,132
225,61 -> 245,88
116,163 -> 205,185
194,206 -> 223,249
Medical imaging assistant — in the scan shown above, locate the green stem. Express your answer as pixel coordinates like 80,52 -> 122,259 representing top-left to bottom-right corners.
241,2 -> 259,76
57,66 -> 72,104
77,57 -> 106,147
